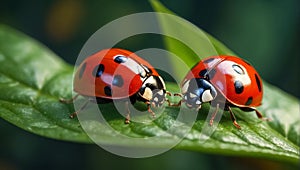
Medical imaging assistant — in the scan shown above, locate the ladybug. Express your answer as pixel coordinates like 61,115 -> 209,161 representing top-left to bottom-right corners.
177,55 -> 268,129
61,48 -> 167,123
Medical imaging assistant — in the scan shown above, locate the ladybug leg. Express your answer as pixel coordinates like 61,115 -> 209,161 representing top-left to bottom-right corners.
69,99 -> 89,118
254,109 -> 271,121
59,94 -> 79,104
124,101 -> 131,124
148,105 -> 156,118
227,106 -> 241,129
209,103 -> 219,126
145,102 -> 156,118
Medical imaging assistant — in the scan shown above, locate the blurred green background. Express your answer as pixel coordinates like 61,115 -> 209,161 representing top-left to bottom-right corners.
0,0 -> 299,169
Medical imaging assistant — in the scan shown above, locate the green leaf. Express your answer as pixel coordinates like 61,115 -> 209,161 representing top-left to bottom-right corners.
150,0 -> 299,164
0,0 -> 299,164
0,24 -> 91,143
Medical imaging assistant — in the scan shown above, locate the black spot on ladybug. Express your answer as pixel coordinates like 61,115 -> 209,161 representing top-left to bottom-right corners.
245,96 -> 253,105
255,74 -> 262,92
104,86 -> 112,96
234,80 -> 244,94
199,69 -> 208,77
112,75 -> 124,87
203,58 -> 215,63
79,62 -> 86,79
232,64 -> 245,75
114,55 -> 128,63
199,68 -> 216,80
92,64 -> 105,77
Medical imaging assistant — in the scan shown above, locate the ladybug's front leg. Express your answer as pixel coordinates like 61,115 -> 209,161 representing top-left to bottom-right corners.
59,94 -> 79,104
69,99 -> 90,118
209,103 -> 219,126
124,101 -> 131,124
227,106 -> 241,129
145,101 -> 156,118
60,94 -> 90,118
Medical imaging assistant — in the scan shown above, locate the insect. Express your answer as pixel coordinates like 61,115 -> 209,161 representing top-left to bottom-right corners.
176,55 -> 269,129
61,48 -> 168,123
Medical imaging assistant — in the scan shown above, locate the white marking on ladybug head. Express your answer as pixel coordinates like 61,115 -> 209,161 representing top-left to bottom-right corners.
142,87 -> 153,100
189,93 -> 197,98
181,80 -> 190,94
201,90 -> 214,102
152,89 -> 165,106
196,104 -> 202,111
157,89 -> 164,96
184,95 -> 187,100
195,100 -> 201,105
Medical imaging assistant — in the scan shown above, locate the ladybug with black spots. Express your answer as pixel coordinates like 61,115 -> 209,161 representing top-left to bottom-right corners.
176,55 -> 269,129
61,48 -> 168,123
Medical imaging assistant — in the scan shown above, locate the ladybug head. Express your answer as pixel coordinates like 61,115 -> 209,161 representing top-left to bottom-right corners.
182,78 -> 217,110
138,75 -> 166,107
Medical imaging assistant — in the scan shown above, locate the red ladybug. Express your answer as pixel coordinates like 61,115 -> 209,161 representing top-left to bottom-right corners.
177,55 -> 268,129
61,48 -> 167,123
